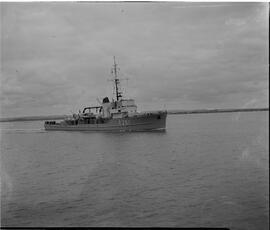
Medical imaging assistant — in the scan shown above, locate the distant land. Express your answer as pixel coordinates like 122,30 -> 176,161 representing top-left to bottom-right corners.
167,107 -> 269,114
0,115 -> 67,122
0,108 -> 268,122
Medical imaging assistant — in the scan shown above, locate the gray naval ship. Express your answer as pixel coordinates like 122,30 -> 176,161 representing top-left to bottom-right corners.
44,57 -> 167,132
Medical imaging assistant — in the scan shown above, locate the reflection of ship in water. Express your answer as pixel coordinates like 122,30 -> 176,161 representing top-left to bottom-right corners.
44,57 -> 167,132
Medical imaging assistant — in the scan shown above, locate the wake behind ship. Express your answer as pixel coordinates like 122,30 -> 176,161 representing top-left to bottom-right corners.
44,57 -> 167,132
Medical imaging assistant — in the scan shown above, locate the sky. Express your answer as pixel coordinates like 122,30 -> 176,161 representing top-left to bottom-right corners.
0,2 -> 269,117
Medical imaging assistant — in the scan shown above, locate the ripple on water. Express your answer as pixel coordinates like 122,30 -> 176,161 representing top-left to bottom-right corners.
1,113 -> 268,228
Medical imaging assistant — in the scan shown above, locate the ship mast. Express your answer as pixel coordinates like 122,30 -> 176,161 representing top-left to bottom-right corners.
112,56 -> 122,101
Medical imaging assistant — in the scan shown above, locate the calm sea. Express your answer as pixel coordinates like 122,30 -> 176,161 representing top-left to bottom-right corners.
1,112 -> 269,229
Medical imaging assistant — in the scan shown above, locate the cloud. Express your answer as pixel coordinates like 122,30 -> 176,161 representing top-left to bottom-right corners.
0,2 -> 268,117
225,18 -> 246,27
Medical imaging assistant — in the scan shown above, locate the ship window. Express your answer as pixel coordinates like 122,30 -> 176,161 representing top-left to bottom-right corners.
157,115 -> 161,119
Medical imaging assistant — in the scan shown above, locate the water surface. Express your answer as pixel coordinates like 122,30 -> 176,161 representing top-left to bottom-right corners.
1,112 -> 269,228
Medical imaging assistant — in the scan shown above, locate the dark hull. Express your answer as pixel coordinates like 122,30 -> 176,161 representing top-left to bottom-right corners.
44,112 -> 167,132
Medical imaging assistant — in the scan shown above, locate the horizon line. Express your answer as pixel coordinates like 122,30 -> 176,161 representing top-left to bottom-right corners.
0,107 -> 269,122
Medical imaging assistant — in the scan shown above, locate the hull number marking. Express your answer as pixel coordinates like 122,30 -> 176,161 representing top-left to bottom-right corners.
119,120 -> 129,126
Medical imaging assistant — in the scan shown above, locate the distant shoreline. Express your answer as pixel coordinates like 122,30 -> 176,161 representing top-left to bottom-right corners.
0,115 -> 67,122
0,108 -> 268,122
167,107 -> 269,115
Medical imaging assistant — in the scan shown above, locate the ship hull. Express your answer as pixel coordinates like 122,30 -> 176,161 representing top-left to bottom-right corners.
44,111 -> 167,132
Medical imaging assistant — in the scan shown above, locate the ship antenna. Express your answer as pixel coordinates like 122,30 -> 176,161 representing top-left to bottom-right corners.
112,56 -> 122,101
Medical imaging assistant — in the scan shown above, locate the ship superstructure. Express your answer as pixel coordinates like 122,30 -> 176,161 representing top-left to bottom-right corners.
44,57 -> 167,132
